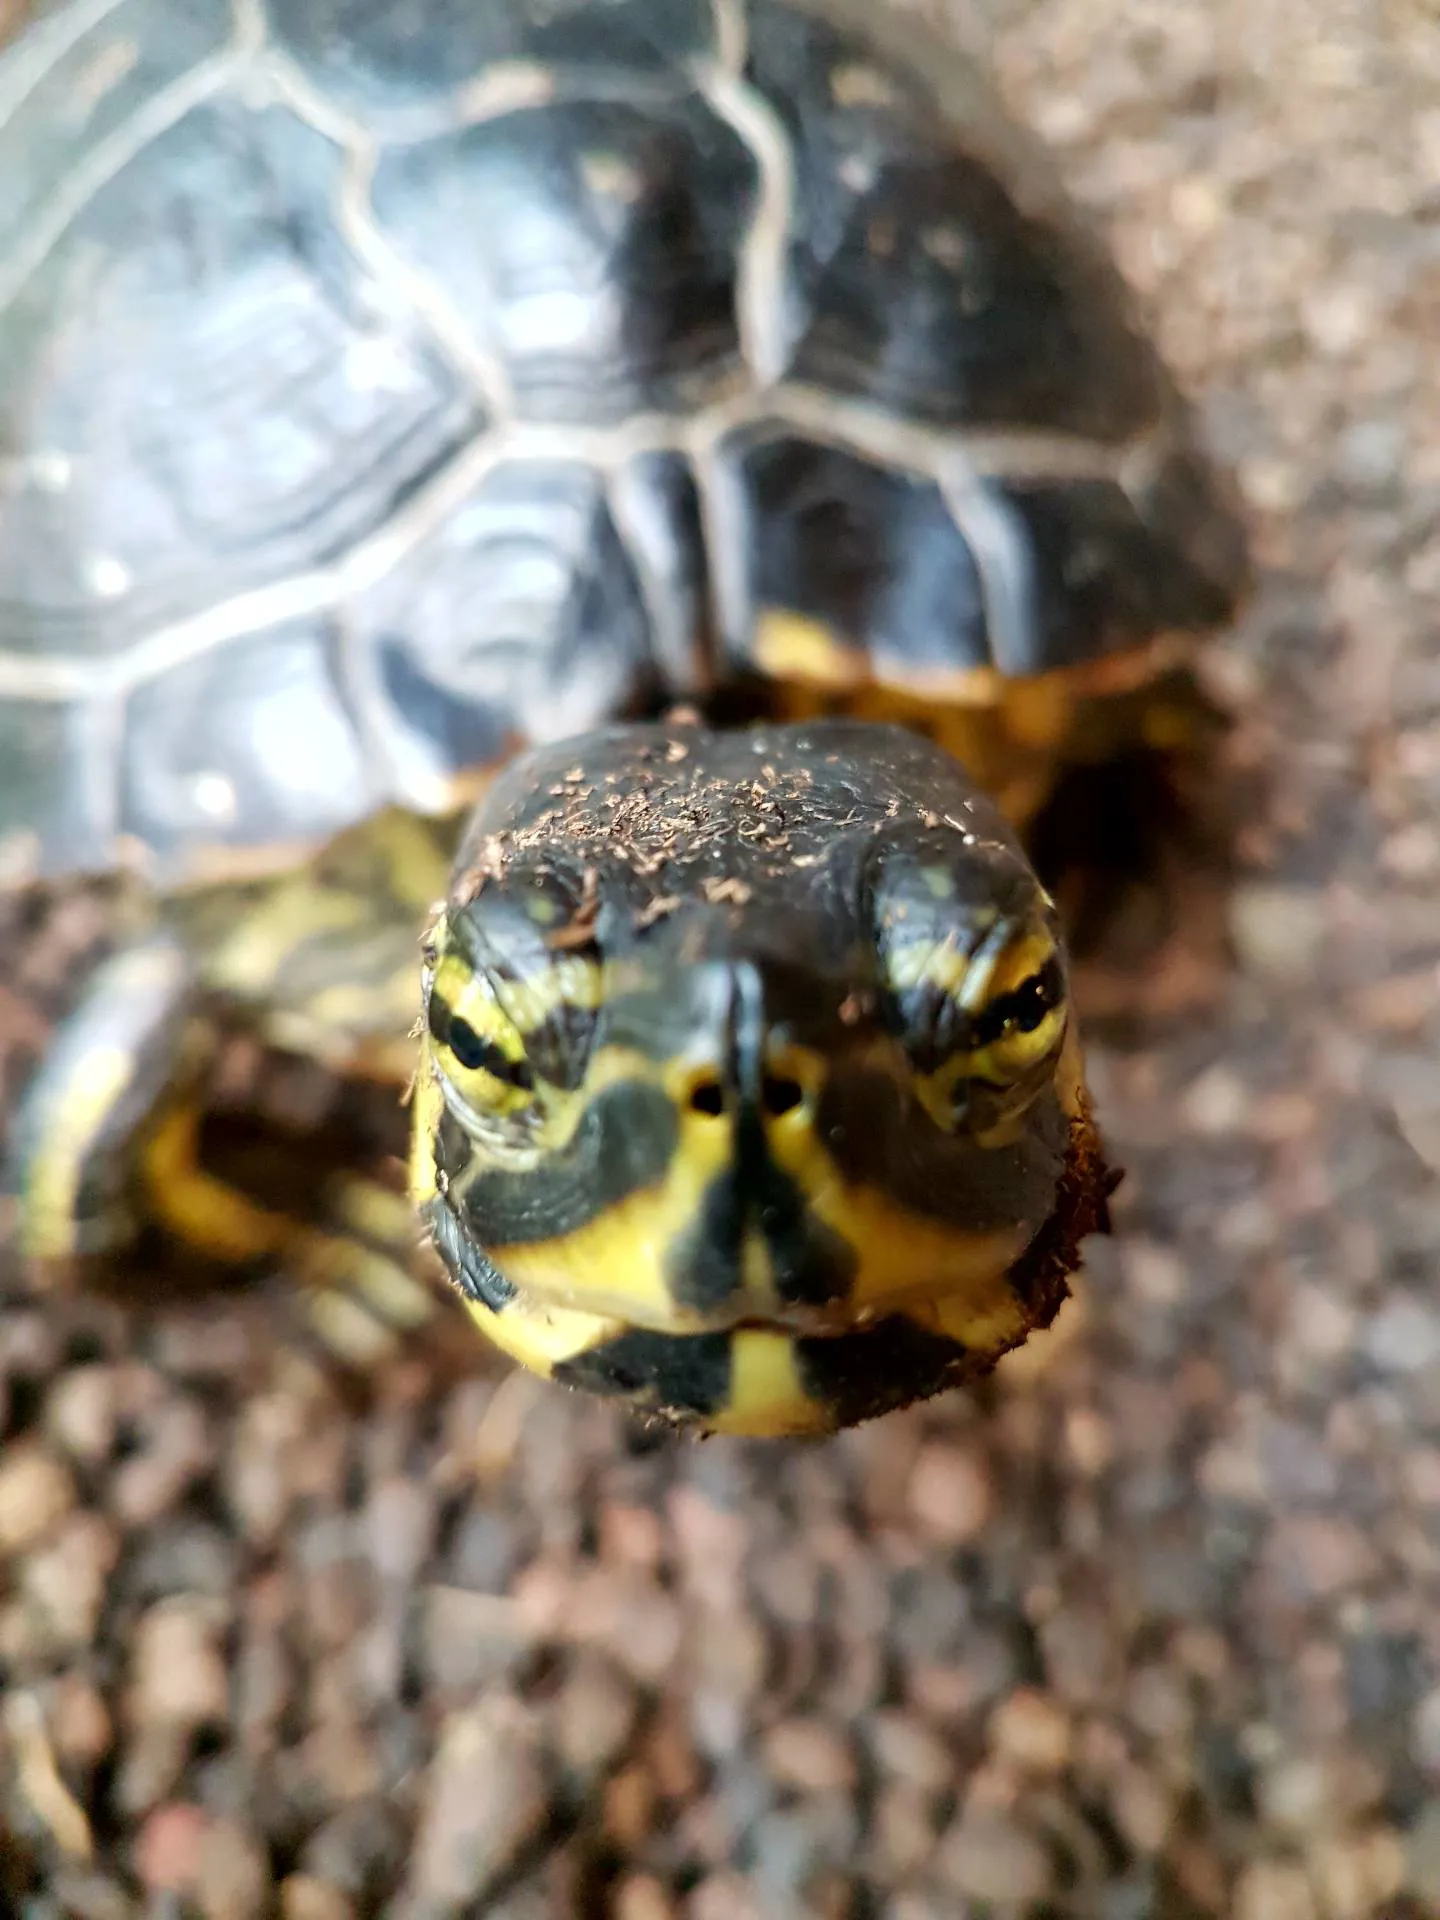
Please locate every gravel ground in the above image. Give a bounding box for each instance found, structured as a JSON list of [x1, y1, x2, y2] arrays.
[[3, 1, 1439, 1915]]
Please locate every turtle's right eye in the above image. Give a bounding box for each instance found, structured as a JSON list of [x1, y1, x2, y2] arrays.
[[425, 950, 537, 1121]]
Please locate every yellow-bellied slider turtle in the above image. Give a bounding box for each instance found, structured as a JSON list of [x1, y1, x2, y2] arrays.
[[1, 0, 1248, 1436]]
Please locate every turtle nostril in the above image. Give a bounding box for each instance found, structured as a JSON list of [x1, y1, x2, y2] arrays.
[[762, 1074, 804, 1117], [689, 1077, 726, 1117]]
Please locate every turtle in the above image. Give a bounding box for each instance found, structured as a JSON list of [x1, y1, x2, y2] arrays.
[[0, 0, 1249, 1437]]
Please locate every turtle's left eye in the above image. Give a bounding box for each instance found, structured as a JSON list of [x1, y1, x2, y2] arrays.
[[963, 952, 1067, 1057], [883, 927, 1070, 1133]]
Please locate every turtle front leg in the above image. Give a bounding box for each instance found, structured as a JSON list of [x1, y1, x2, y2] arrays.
[[12, 932, 211, 1264], [9, 929, 441, 1366]]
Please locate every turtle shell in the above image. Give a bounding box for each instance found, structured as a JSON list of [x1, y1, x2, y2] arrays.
[[0, 0, 1248, 887]]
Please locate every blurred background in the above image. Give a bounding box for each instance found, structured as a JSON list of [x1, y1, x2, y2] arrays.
[[1, 0, 1438, 1915]]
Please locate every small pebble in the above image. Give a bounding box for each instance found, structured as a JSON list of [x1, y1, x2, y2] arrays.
[[420, 1582, 534, 1693], [299, 1801, 409, 1901], [135, 1802, 209, 1895], [868, 1711, 955, 1793], [111, 1397, 213, 1527], [906, 1441, 994, 1545], [1413, 1688, 1440, 1773], [600, 1502, 666, 1572], [588, 1574, 684, 1683], [1232, 1859, 1319, 1920], [1257, 1757, 1335, 1836], [1110, 1764, 1175, 1854], [938, 1802, 1053, 1904], [195, 1816, 269, 1920], [687, 1873, 763, 1920], [551, 1653, 640, 1788], [42, 1869, 133, 1920], [988, 1688, 1072, 1774], [114, 1725, 190, 1817], [406, 1697, 548, 1906], [1229, 884, 1328, 984], [280, 1876, 357, 1920], [46, 1365, 119, 1465], [1309, 1825, 1406, 1920], [1180, 1065, 1248, 1135], [668, 1486, 750, 1609], [225, 1396, 301, 1547], [48, 1673, 113, 1773], [1403, 1800, 1440, 1905], [1262, 1517, 1379, 1603], [604, 1765, 657, 1852], [128, 1597, 231, 1731], [612, 1873, 677, 1920], [870, 1782, 940, 1877], [364, 1476, 436, 1586], [1361, 1296, 1440, 1374], [761, 1718, 858, 1795], [21, 1510, 120, 1649], [0, 1442, 76, 1555]]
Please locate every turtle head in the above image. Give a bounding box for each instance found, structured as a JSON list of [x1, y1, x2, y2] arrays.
[[411, 719, 1108, 1434]]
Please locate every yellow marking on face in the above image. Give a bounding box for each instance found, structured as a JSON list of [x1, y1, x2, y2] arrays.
[[914, 1029, 1065, 1133], [459, 1295, 830, 1439], [886, 924, 1053, 1007], [885, 919, 1067, 1129], [959, 926, 1057, 1010], [21, 1045, 137, 1261], [904, 1274, 1031, 1356], [710, 1331, 836, 1438], [451, 1051, 749, 1329], [459, 1283, 624, 1379], [442, 1019, 1051, 1335], [493, 953, 605, 1029], [760, 1082, 1037, 1324]]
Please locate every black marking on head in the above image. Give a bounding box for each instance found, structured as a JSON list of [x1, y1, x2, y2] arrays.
[[818, 1073, 1070, 1230], [665, 1099, 857, 1312], [520, 999, 600, 1094], [459, 1080, 678, 1246], [425, 1198, 518, 1313], [795, 1316, 975, 1429], [434, 1108, 476, 1184], [554, 1327, 733, 1419]]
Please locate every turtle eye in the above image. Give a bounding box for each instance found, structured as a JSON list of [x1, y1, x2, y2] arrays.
[[945, 948, 1068, 1082], [425, 952, 537, 1120], [863, 825, 1069, 1130], [882, 927, 1069, 1133]]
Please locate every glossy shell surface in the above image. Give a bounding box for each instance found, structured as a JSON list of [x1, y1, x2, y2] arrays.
[[0, 0, 1247, 885]]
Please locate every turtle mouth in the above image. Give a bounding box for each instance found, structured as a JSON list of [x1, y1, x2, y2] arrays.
[[425, 1095, 1114, 1437]]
